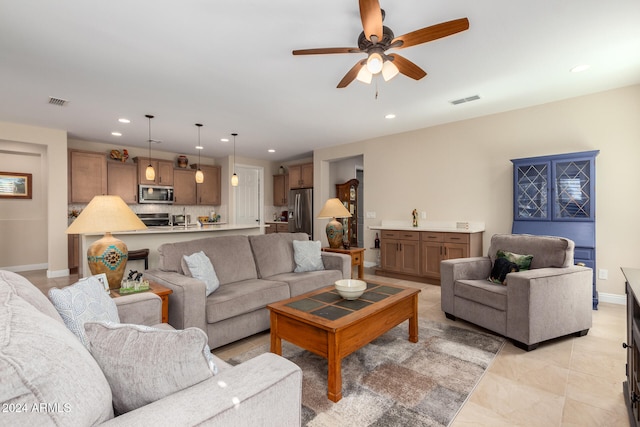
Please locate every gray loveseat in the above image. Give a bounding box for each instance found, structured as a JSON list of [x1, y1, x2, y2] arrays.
[[0, 270, 302, 426], [441, 234, 593, 351], [144, 232, 351, 349]]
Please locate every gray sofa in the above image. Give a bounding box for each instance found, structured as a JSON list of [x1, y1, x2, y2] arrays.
[[441, 234, 593, 351], [144, 232, 351, 349], [0, 270, 302, 426]]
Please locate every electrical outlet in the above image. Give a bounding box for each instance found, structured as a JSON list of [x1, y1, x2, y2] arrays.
[[421, 211, 427, 219], [366, 211, 376, 219], [598, 269, 608, 280]]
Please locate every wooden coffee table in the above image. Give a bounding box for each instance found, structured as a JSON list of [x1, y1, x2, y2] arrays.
[[267, 280, 420, 402]]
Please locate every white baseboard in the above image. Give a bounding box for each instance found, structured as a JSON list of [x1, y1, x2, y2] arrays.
[[2, 263, 48, 273], [598, 292, 626, 305], [48, 268, 70, 278]]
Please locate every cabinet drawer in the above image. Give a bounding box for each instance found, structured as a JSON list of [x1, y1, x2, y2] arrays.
[[444, 233, 470, 244], [421, 232, 444, 242], [398, 231, 419, 241], [381, 230, 399, 239]]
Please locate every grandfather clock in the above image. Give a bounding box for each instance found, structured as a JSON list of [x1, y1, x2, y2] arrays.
[[336, 179, 359, 247]]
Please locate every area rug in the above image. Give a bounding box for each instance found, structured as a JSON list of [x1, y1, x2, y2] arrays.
[[227, 318, 504, 427]]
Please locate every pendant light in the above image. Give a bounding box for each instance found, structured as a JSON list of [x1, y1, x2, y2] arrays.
[[145, 114, 155, 181], [195, 123, 204, 184], [231, 133, 239, 187]]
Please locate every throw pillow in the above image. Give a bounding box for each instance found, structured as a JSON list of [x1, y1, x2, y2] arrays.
[[182, 251, 220, 296], [48, 275, 120, 347], [497, 250, 533, 271], [293, 240, 325, 272], [489, 257, 519, 285], [84, 322, 217, 415]]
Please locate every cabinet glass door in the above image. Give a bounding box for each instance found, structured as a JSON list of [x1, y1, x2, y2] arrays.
[[515, 163, 548, 219], [554, 160, 592, 219]]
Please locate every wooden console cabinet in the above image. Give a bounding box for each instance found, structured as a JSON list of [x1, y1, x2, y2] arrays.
[[377, 229, 483, 284], [623, 267, 640, 427]]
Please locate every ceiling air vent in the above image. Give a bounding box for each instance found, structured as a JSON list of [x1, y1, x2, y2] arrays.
[[450, 95, 480, 105], [48, 96, 68, 106]]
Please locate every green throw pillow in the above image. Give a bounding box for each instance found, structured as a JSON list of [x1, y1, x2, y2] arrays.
[[496, 250, 533, 271]]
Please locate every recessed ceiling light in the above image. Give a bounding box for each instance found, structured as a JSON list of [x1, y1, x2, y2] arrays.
[[118, 118, 131, 123], [111, 131, 122, 136], [195, 145, 203, 150], [220, 138, 229, 142], [385, 114, 396, 119], [570, 64, 590, 73], [268, 149, 275, 153]]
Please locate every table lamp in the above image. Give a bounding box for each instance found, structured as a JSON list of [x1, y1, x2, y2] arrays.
[[317, 198, 352, 249], [66, 195, 147, 289]]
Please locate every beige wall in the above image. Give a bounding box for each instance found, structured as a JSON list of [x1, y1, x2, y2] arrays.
[[314, 84, 640, 297], [0, 122, 68, 276]]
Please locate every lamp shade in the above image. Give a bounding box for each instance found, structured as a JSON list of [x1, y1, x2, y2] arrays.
[[66, 195, 147, 289], [317, 198, 352, 219], [66, 195, 147, 234]]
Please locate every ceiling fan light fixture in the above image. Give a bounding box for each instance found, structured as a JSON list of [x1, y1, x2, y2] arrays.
[[382, 60, 399, 81], [356, 66, 373, 84], [366, 52, 383, 74]]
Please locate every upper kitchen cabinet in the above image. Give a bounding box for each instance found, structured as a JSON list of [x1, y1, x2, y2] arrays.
[[134, 157, 174, 186], [173, 169, 197, 205], [196, 165, 221, 205], [273, 174, 289, 206], [289, 163, 313, 189], [68, 149, 107, 203], [107, 161, 137, 204]]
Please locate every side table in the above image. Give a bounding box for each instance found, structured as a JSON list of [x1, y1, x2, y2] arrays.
[[110, 281, 172, 323], [321, 247, 365, 279]]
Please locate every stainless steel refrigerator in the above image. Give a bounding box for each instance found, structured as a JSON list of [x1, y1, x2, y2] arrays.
[[288, 188, 313, 238]]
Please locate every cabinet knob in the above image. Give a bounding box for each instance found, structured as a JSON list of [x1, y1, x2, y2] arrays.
[[623, 342, 633, 349]]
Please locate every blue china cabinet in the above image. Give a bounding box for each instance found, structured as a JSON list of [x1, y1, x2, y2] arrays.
[[511, 150, 599, 309]]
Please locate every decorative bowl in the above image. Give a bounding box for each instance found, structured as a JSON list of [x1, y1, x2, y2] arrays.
[[335, 279, 367, 300]]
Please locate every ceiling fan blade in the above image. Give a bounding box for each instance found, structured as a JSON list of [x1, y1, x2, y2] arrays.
[[392, 18, 469, 49], [337, 61, 366, 88], [292, 47, 359, 55], [359, 0, 383, 42], [388, 54, 427, 80]]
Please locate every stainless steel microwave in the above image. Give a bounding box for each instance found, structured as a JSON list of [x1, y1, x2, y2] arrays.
[[138, 185, 174, 204]]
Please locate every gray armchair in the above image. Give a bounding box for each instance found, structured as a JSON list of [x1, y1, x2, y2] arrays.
[[441, 234, 593, 351]]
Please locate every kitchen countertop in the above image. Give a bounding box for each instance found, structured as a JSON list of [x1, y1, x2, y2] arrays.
[[265, 220, 288, 224], [81, 223, 260, 236], [370, 220, 485, 234]]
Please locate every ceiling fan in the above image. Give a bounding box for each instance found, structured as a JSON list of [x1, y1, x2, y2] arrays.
[[292, 0, 469, 88]]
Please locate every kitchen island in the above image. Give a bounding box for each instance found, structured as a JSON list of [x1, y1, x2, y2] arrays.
[[76, 223, 263, 277]]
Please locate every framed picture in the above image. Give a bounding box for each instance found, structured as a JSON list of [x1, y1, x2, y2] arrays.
[[93, 273, 110, 292], [0, 171, 32, 199]]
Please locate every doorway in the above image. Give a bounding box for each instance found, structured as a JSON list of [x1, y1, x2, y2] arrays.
[[234, 165, 262, 225]]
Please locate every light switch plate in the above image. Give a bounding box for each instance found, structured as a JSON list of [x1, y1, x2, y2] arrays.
[[366, 211, 376, 219], [421, 211, 427, 219], [598, 269, 608, 280]]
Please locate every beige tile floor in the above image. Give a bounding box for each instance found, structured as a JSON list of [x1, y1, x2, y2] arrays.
[[23, 269, 630, 427]]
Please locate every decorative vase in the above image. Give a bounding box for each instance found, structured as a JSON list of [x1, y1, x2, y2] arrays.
[[177, 155, 188, 168]]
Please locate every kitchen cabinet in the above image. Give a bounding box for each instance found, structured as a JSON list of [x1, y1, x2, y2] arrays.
[[196, 165, 221, 205], [265, 222, 289, 234], [68, 149, 107, 203], [288, 163, 313, 188], [173, 169, 197, 205], [380, 230, 421, 276], [511, 150, 599, 308], [273, 174, 289, 206], [134, 157, 174, 186], [420, 232, 481, 280], [107, 161, 137, 204], [336, 179, 358, 248]]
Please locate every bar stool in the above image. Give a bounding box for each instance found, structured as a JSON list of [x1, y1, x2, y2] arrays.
[[128, 248, 149, 270]]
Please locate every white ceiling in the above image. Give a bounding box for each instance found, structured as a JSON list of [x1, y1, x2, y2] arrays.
[[1, 0, 639, 162]]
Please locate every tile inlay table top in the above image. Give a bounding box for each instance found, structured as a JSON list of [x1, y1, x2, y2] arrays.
[[267, 280, 420, 402]]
